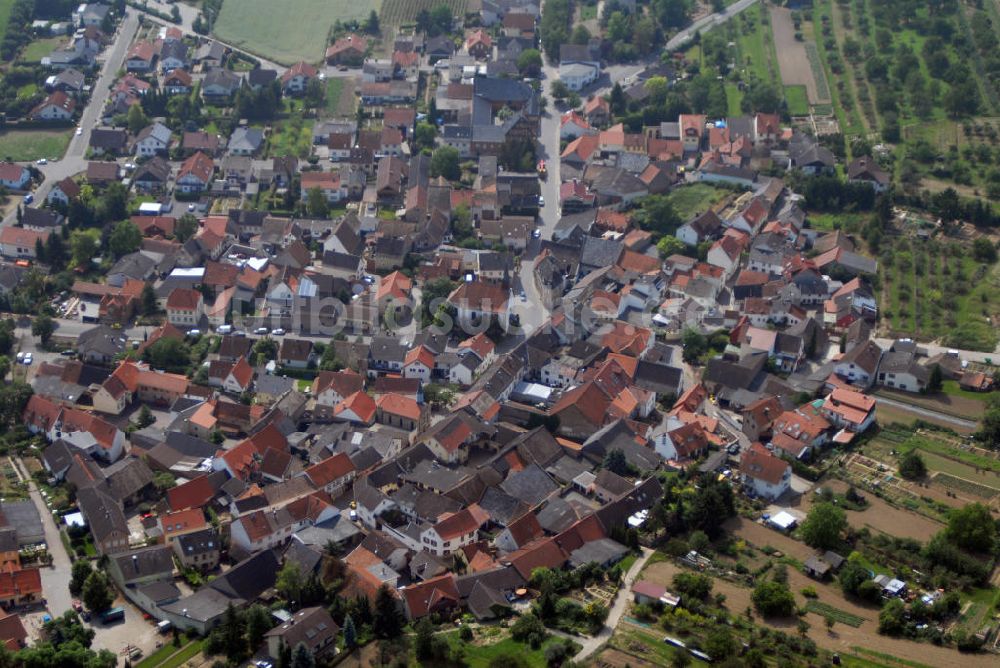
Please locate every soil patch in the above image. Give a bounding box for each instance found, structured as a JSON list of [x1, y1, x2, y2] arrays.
[[770, 6, 830, 103], [804, 479, 944, 542]]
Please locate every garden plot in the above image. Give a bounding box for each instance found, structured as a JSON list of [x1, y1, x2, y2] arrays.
[[770, 5, 831, 104]]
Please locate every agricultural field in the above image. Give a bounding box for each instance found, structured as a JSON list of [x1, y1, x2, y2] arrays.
[[879, 234, 1000, 351], [804, 600, 865, 627], [213, 0, 380, 65], [380, 0, 468, 28], [770, 5, 830, 105], [0, 129, 71, 162]]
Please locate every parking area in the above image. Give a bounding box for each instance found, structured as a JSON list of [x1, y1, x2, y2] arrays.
[[89, 597, 162, 664]]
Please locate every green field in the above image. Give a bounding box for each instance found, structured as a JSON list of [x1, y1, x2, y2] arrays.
[[135, 640, 204, 668], [20, 37, 62, 63], [785, 85, 810, 116], [214, 0, 380, 65], [0, 130, 72, 162]]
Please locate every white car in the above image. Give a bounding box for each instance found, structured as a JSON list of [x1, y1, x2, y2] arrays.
[[253, 661, 273, 668], [15, 352, 24, 363], [22, 353, 32, 365], [36, 158, 47, 165], [272, 328, 286, 336], [538, 195, 545, 207], [75, 128, 82, 136], [187, 329, 201, 338], [254, 327, 269, 335], [216, 325, 233, 334]]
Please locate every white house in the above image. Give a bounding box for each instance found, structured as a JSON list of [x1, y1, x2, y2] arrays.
[[402, 346, 434, 382], [134, 122, 171, 157], [0, 163, 30, 190], [418, 506, 488, 556], [740, 443, 791, 500], [30, 92, 75, 121]]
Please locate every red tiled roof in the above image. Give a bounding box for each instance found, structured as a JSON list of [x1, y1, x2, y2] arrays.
[[160, 508, 207, 537], [167, 475, 216, 511], [741, 443, 790, 485], [401, 573, 458, 619], [312, 369, 364, 398], [178, 151, 213, 183], [0, 569, 42, 600], [166, 287, 201, 311], [376, 393, 421, 422], [303, 453, 356, 487], [335, 391, 377, 424], [508, 537, 567, 579]]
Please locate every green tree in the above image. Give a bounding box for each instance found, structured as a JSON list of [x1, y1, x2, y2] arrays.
[[141, 283, 159, 316], [704, 628, 737, 660], [143, 338, 191, 372], [945, 502, 997, 553], [175, 213, 199, 242], [70, 229, 99, 267], [672, 572, 712, 600], [372, 584, 403, 639], [44, 611, 96, 648], [81, 571, 113, 613], [245, 604, 272, 650], [878, 598, 907, 635], [342, 614, 356, 649], [751, 580, 795, 617], [45, 233, 67, 269], [898, 450, 927, 480], [603, 448, 630, 476], [252, 337, 278, 366], [136, 405, 155, 429], [127, 105, 148, 135], [32, 314, 55, 346], [516, 48, 543, 77], [681, 327, 708, 363], [925, 364, 943, 393], [69, 560, 93, 597], [972, 237, 998, 263], [430, 146, 461, 181], [413, 617, 434, 660], [800, 502, 847, 550], [364, 8, 380, 34], [657, 235, 686, 258], [306, 187, 329, 218], [108, 220, 141, 259], [276, 561, 304, 604], [413, 122, 437, 151], [291, 642, 314, 668]]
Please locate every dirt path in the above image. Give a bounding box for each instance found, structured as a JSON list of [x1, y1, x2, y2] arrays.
[[640, 561, 997, 668], [770, 5, 830, 103]]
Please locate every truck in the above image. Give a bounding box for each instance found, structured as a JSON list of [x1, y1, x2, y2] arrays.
[[101, 606, 125, 623]]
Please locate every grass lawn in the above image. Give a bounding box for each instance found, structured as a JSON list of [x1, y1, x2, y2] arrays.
[[20, 37, 62, 63], [580, 3, 597, 20], [842, 647, 934, 668], [296, 379, 311, 392], [940, 380, 993, 402], [724, 82, 743, 116], [267, 118, 314, 159], [618, 553, 638, 574], [784, 84, 809, 116], [0, 130, 72, 162], [157, 640, 205, 668], [609, 624, 709, 666], [806, 211, 866, 232], [667, 183, 728, 222], [214, 0, 380, 65], [324, 78, 345, 117], [442, 631, 579, 668], [734, 3, 780, 86], [135, 641, 184, 668]]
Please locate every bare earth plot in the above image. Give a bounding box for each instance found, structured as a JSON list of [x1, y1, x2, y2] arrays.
[[770, 6, 830, 104], [800, 479, 944, 542], [214, 0, 381, 65]]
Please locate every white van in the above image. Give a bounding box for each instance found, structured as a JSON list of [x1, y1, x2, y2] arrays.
[[216, 325, 233, 334], [157, 620, 172, 634]]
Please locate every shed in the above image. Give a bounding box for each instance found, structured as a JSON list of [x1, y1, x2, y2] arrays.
[[803, 555, 831, 579], [767, 511, 798, 532]]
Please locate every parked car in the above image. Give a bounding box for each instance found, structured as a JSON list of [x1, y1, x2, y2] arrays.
[[272, 328, 286, 336], [254, 327, 269, 335]]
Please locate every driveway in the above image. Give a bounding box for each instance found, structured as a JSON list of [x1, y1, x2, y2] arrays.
[[15, 458, 74, 619]]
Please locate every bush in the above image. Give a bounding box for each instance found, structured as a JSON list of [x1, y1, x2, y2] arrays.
[[510, 613, 547, 649], [459, 625, 473, 641]]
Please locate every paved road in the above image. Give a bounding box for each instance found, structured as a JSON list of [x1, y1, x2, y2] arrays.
[[15, 458, 74, 618], [874, 394, 979, 431], [665, 0, 761, 51], [570, 547, 654, 663]]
